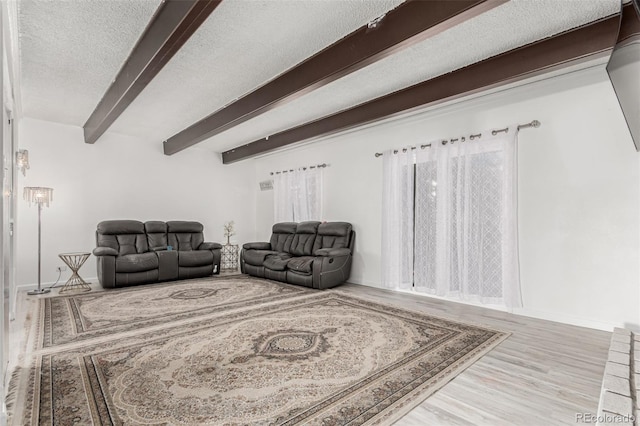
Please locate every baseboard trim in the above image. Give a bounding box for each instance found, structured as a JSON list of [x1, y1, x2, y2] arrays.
[[16, 276, 99, 293], [350, 281, 619, 332], [512, 307, 621, 332], [345, 277, 381, 288]]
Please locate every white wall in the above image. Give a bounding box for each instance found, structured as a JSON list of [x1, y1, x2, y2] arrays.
[[16, 65, 639, 331], [16, 118, 256, 287], [253, 65, 640, 331]]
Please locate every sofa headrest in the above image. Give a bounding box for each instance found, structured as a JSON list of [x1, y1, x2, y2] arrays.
[[296, 221, 321, 234], [167, 221, 204, 233], [97, 220, 145, 235], [318, 222, 352, 237], [272, 222, 297, 234], [144, 221, 167, 233]]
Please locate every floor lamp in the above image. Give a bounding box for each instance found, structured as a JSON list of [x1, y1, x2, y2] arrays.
[[24, 186, 53, 295]]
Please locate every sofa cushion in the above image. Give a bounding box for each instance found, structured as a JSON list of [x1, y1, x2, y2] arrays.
[[264, 269, 287, 282], [263, 254, 292, 271], [243, 263, 265, 278], [287, 256, 315, 274], [287, 270, 314, 287], [114, 234, 149, 255], [96, 220, 149, 255], [167, 221, 205, 251], [314, 248, 351, 257], [145, 221, 168, 250], [243, 249, 278, 266], [312, 222, 353, 252], [115, 253, 158, 273], [167, 221, 204, 233], [97, 220, 144, 235], [269, 222, 297, 253], [115, 270, 159, 286], [170, 233, 195, 251], [144, 221, 167, 233], [243, 242, 271, 250], [93, 247, 118, 256], [179, 265, 213, 279], [178, 250, 214, 267], [290, 221, 320, 256], [199, 242, 222, 250]]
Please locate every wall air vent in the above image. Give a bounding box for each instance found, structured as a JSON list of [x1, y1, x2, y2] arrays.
[[259, 180, 274, 191]]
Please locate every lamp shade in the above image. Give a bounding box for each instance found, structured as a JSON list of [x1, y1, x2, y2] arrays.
[[23, 186, 53, 207]]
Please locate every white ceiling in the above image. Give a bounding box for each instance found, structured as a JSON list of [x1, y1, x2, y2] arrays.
[[109, 0, 405, 142], [18, 0, 163, 126], [200, 0, 619, 152], [17, 0, 620, 155]]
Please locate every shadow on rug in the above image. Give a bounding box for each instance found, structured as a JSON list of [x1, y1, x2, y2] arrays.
[[11, 278, 509, 425]]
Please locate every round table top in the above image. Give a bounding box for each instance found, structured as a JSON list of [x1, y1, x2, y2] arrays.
[[58, 252, 91, 257]]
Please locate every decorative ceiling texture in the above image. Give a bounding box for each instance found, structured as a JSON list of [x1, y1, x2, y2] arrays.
[[18, 0, 163, 126], [200, 0, 619, 153], [18, 0, 619, 156]]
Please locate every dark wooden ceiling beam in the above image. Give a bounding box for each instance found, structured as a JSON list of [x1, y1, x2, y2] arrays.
[[163, 0, 507, 155], [222, 5, 639, 164], [83, 0, 222, 144]]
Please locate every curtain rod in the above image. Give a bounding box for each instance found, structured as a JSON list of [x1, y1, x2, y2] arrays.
[[374, 120, 541, 157], [270, 163, 327, 175]]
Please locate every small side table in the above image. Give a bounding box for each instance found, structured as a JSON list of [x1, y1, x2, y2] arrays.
[[221, 244, 239, 271], [58, 252, 92, 293]]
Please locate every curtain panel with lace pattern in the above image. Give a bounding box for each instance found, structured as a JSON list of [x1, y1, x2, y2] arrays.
[[382, 127, 521, 308], [273, 168, 323, 222]]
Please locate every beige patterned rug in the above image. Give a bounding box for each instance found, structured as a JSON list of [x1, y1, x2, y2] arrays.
[[39, 276, 312, 348], [10, 277, 508, 425]]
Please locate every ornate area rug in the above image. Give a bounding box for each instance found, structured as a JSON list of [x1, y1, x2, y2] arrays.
[[40, 276, 312, 347], [11, 279, 508, 425]]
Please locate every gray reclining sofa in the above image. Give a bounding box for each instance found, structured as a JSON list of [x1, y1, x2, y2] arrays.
[[93, 220, 221, 288], [241, 221, 354, 289]]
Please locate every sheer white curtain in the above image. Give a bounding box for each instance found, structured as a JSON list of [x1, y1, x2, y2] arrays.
[[273, 168, 323, 222], [381, 148, 414, 290], [273, 172, 293, 222], [381, 127, 521, 308], [413, 127, 521, 307]]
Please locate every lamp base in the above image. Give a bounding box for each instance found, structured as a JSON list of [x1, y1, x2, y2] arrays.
[[27, 288, 51, 295]]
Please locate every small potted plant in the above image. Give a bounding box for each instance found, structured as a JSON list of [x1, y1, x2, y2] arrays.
[[223, 221, 235, 245]]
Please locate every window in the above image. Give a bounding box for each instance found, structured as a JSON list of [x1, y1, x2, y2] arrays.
[[273, 168, 323, 222], [382, 128, 521, 308]]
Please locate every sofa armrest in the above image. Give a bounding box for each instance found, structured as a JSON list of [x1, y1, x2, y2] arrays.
[[199, 242, 222, 250], [243, 242, 271, 250], [93, 247, 118, 256], [311, 250, 353, 289], [314, 248, 351, 257], [150, 246, 167, 252]]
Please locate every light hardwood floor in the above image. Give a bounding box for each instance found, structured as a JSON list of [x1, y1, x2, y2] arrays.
[[9, 279, 611, 426], [338, 283, 611, 426]]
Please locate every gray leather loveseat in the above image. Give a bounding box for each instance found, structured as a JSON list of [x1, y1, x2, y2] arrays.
[[241, 221, 354, 289], [93, 220, 221, 288]]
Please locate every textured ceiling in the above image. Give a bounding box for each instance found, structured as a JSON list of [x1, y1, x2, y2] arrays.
[[200, 0, 619, 152], [17, 0, 620, 154], [18, 0, 162, 126], [108, 0, 404, 141]]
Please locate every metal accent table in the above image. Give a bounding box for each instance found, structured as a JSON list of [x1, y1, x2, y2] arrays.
[[58, 252, 92, 293], [221, 244, 239, 271]]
